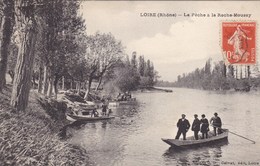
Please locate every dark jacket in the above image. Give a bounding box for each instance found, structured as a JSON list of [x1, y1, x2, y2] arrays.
[[177, 119, 190, 132], [200, 118, 209, 133], [210, 116, 222, 127], [102, 104, 107, 113], [192, 118, 201, 131]]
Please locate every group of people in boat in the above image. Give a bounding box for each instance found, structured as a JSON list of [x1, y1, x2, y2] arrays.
[[91, 102, 112, 117], [175, 112, 222, 140], [101, 103, 112, 116], [116, 91, 132, 101]]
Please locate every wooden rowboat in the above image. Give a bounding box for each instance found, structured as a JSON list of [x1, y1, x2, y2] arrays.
[[109, 98, 137, 107], [66, 113, 115, 122], [162, 129, 229, 148]]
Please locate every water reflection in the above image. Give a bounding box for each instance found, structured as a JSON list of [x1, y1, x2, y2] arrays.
[[163, 140, 228, 166], [101, 121, 108, 128]]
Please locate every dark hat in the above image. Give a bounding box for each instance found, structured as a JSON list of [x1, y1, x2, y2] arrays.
[[201, 114, 205, 117], [214, 112, 218, 116], [181, 114, 186, 116], [194, 114, 198, 117]]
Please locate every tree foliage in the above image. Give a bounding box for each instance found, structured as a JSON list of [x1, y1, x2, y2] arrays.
[[174, 58, 254, 91], [111, 52, 158, 92], [0, 0, 159, 111]]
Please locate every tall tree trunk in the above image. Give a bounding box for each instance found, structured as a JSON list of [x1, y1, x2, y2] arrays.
[[38, 66, 43, 93], [229, 65, 234, 78], [8, 70, 14, 83], [235, 66, 238, 79], [53, 82, 58, 99], [47, 76, 53, 97], [84, 77, 93, 100], [223, 63, 226, 78], [62, 76, 65, 90], [53, 75, 59, 99], [84, 81, 87, 90], [75, 81, 78, 92], [95, 76, 103, 91], [95, 68, 106, 91], [10, 17, 38, 111], [0, 0, 14, 92], [247, 66, 250, 78], [32, 70, 36, 89], [41, 64, 49, 95], [240, 66, 242, 79], [76, 81, 81, 95], [245, 65, 247, 78], [70, 79, 73, 90]]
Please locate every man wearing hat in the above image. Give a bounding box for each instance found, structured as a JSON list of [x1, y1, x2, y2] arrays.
[[210, 112, 222, 136], [191, 114, 201, 140], [200, 114, 209, 139], [175, 114, 190, 140]]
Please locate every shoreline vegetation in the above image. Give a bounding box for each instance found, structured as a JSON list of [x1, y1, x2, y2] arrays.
[[139, 86, 173, 93], [157, 59, 260, 92], [0, 1, 166, 165], [0, 85, 91, 165]]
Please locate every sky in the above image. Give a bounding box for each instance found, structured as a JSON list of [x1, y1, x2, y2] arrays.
[[79, 1, 260, 82]]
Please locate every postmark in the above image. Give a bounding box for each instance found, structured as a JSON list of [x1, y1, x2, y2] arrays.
[[222, 22, 256, 64]]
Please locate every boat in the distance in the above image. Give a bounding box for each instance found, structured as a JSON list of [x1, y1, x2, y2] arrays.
[[66, 105, 115, 122], [109, 98, 137, 107], [66, 113, 115, 122], [161, 129, 229, 148]]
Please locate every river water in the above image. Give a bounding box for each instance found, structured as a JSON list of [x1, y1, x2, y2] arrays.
[[68, 88, 260, 166]]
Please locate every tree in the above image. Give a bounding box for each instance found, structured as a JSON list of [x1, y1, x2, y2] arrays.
[[201, 59, 212, 90], [10, 0, 41, 111], [204, 58, 211, 76], [0, 0, 14, 92], [113, 65, 140, 92], [110, 54, 159, 91], [142, 59, 157, 87], [94, 33, 124, 91], [84, 32, 123, 99], [227, 65, 234, 78], [36, 0, 85, 98], [67, 54, 88, 94], [131, 51, 138, 70], [174, 59, 233, 90], [138, 55, 145, 77], [7, 42, 18, 84]]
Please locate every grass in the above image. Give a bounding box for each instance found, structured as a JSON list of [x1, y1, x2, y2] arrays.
[[0, 85, 92, 166]]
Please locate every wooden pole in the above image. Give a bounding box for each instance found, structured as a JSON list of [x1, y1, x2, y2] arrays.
[[211, 125, 256, 144], [228, 130, 256, 144]]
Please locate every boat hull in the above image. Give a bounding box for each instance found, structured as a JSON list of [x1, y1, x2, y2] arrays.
[[66, 113, 115, 122], [162, 129, 229, 148], [109, 99, 137, 107]]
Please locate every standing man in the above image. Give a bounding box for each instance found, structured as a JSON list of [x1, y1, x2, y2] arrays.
[[200, 114, 209, 139], [101, 103, 108, 116], [175, 114, 190, 140], [210, 112, 222, 136], [191, 114, 201, 140]]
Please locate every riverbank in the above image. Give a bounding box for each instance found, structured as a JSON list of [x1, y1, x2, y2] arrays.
[[138, 86, 173, 93], [0, 85, 92, 165]]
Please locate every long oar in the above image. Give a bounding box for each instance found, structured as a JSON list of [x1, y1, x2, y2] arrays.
[[211, 125, 256, 144]]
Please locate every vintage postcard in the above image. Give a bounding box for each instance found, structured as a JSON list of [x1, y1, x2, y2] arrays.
[[0, 0, 260, 166]]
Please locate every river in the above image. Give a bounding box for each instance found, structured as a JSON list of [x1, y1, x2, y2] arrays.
[[68, 88, 260, 166]]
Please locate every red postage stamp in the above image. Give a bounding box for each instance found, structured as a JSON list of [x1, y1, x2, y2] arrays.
[[222, 22, 256, 64]]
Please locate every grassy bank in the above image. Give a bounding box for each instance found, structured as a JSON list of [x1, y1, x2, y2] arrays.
[[0, 85, 92, 165]]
